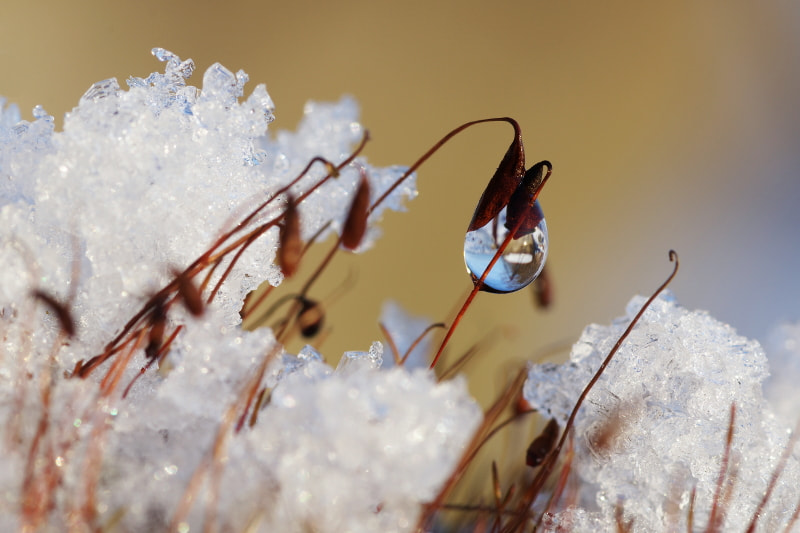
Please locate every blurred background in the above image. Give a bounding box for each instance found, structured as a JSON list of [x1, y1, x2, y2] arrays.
[[3, 1, 800, 408]]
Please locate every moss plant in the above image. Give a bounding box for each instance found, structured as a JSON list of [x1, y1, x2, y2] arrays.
[[1, 49, 799, 533]]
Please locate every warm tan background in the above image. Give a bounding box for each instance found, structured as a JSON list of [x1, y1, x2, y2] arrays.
[[3, 1, 800, 406]]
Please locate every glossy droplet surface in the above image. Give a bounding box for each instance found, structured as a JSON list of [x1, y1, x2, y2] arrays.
[[463, 200, 548, 293]]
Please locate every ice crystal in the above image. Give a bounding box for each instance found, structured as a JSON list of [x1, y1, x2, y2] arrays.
[[0, 49, 478, 532], [525, 291, 800, 531]]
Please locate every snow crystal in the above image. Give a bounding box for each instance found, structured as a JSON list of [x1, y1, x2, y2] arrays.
[[336, 340, 384, 375], [0, 48, 478, 532], [525, 291, 800, 531]]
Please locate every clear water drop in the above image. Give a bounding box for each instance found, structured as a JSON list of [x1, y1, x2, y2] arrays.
[[463, 200, 548, 293]]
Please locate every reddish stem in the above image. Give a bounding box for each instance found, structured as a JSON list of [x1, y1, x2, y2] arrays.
[[503, 250, 680, 531], [369, 118, 520, 215], [429, 164, 551, 371], [399, 322, 445, 366], [429, 203, 529, 370]]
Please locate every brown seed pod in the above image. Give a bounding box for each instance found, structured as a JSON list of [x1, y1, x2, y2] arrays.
[[145, 296, 168, 359], [341, 172, 371, 251], [505, 160, 551, 237], [278, 194, 302, 277], [526, 418, 560, 468], [467, 119, 525, 232], [31, 289, 75, 338], [172, 269, 204, 317], [70, 359, 84, 377], [297, 297, 324, 338], [531, 265, 553, 309], [513, 391, 536, 417]]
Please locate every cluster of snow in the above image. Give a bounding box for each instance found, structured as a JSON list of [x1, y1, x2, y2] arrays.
[[112, 341, 480, 532], [525, 291, 800, 532], [0, 49, 481, 532]]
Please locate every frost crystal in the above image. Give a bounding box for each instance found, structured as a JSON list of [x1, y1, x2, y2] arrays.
[[0, 49, 477, 532], [525, 291, 800, 532]]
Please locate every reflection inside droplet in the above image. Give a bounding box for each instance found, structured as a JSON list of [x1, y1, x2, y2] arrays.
[[463, 200, 548, 293]]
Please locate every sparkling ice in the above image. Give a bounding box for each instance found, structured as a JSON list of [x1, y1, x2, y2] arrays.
[[524, 291, 800, 532], [0, 49, 481, 532]]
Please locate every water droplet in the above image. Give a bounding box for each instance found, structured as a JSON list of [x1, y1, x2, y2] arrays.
[[463, 200, 548, 293]]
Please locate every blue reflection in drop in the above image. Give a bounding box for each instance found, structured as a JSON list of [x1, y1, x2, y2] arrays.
[[463, 200, 548, 293]]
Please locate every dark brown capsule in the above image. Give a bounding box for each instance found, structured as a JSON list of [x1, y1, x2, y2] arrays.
[[341, 172, 371, 251], [467, 119, 525, 232], [297, 297, 324, 338], [278, 194, 302, 277], [145, 296, 168, 359], [31, 289, 75, 338], [526, 418, 560, 468], [531, 264, 553, 309], [514, 392, 535, 417], [70, 359, 85, 377], [505, 160, 551, 237], [173, 269, 204, 317]]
